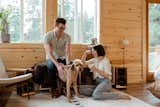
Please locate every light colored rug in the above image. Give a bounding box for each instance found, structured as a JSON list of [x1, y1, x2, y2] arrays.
[[6, 92, 155, 107]]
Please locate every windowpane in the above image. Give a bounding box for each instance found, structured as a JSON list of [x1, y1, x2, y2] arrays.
[[23, 0, 43, 42], [0, 0, 44, 42], [148, 3, 160, 72], [58, 0, 98, 43], [58, 0, 62, 17], [64, 0, 74, 43], [83, 0, 96, 43], [0, 0, 21, 41]]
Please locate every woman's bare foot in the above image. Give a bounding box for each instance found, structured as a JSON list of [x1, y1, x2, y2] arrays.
[[118, 94, 131, 100]]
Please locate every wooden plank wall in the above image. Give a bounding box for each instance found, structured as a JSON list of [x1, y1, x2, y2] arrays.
[[0, 44, 45, 68], [0, 44, 86, 68], [45, 0, 57, 32], [100, 0, 146, 83]]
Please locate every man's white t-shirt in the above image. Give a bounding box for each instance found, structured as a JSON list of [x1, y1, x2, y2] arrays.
[[86, 57, 112, 80], [44, 30, 71, 60]]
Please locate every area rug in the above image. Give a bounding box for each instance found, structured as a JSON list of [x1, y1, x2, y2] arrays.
[[6, 92, 155, 107]]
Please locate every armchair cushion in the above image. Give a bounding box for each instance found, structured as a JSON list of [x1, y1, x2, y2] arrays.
[[147, 80, 160, 98], [0, 57, 8, 78]]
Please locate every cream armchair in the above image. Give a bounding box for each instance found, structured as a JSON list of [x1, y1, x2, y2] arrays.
[[0, 56, 32, 107]]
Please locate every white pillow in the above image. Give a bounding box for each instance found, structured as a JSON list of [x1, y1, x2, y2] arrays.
[[147, 80, 160, 98], [154, 66, 160, 80], [0, 57, 8, 78]]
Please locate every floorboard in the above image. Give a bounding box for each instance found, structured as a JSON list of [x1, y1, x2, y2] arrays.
[[120, 83, 160, 107]]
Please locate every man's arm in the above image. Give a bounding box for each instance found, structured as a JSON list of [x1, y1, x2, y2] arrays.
[[44, 44, 66, 79], [66, 43, 71, 65], [44, 44, 59, 66]]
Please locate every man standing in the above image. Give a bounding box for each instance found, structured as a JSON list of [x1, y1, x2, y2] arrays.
[[44, 18, 71, 95]]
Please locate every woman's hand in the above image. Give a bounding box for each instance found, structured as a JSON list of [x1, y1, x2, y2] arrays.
[[84, 50, 92, 56], [81, 50, 92, 62]]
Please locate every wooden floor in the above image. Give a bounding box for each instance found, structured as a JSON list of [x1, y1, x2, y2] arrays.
[[120, 83, 160, 107], [1, 83, 160, 107]]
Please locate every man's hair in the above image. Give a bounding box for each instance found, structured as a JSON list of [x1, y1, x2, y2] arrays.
[[55, 18, 66, 26], [93, 44, 106, 57]]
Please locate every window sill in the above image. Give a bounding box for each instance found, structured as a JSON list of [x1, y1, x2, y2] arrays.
[[0, 42, 89, 49], [0, 42, 89, 45], [0, 42, 42, 45]]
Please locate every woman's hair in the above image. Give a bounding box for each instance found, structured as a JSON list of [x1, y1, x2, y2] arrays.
[[93, 44, 106, 57]]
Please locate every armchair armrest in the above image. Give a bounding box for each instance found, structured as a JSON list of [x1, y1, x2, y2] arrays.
[[0, 73, 32, 86], [6, 68, 28, 73], [6, 68, 33, 76]]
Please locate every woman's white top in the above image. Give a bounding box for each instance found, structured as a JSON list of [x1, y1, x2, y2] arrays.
[[85, 57, 112, 80]]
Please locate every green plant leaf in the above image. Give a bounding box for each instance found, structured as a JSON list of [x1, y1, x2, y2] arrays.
[[0, 5, 13, 32]]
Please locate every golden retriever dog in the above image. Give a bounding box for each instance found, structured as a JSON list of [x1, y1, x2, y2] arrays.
[[60, 59, 84, 102]]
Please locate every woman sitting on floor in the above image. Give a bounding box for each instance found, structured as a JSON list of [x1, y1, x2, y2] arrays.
[[79, 44, 131, 100]]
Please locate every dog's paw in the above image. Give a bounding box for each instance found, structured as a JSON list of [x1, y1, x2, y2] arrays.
[[68, 98, 72, 103], [67, 96, 72, 103], [77, 94, 85, 98]]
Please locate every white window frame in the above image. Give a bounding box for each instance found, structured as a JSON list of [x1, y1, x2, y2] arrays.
[[20, 0, 24, 41], [58, 0, 99, 44], [42, 0, 46, 39]]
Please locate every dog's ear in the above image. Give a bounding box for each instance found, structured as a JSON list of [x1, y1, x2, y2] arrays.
[[79, 62, 84, 66], [71, 64, 75, 71]]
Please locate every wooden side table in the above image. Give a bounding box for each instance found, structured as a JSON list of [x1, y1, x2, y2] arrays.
[[6, 67, 35, 97]]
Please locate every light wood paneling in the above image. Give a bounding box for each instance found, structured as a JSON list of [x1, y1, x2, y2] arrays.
[[0, 43, 87, 68], [0, 43, 45, 68], [46, 0, 57, 32], [100, 0, 146, 83]]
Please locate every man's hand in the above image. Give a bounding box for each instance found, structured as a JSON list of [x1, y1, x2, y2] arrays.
[[56, 63, 65, 79], [57, 63, 65, 73]]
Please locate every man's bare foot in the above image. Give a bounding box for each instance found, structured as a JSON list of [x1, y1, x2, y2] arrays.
[[118, 94, 131, 100]]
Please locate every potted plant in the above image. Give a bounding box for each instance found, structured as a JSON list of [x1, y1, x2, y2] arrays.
[[0, 6, 12, 43]]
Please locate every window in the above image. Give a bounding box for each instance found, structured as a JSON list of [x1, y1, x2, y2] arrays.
[[58, 0, 99, 43], [148, 3, 160, 72], [0, 0, 45, 42]]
